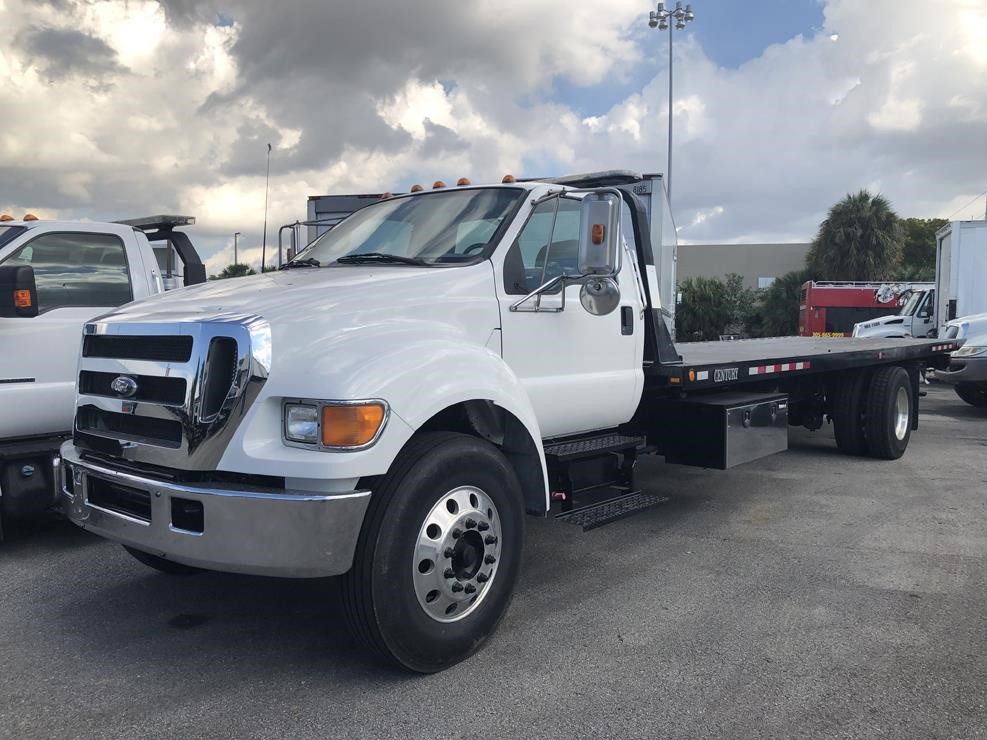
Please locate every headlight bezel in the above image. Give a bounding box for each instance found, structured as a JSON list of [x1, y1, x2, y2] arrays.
[[282, 398, 390, 451]]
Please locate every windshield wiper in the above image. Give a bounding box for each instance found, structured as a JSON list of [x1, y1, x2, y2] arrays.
[[280, 257, 321, 269], [335, 252, 427, 266]]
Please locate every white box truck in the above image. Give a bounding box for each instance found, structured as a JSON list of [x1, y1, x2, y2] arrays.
[[854, 219, 987, 338]]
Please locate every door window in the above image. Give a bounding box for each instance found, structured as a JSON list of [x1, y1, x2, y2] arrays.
[[503, 197, 582, 295], [3, 232, 133, 312]]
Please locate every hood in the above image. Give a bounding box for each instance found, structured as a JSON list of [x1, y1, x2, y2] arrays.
[[102, 264, 493, 326]]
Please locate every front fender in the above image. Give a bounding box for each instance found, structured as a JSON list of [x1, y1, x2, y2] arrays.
[[222, 336, 549, 510]]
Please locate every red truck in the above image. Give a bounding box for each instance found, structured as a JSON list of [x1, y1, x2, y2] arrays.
[[798, 281, 933, 338]]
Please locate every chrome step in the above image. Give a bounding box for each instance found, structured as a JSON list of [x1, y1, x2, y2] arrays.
[[555, 490, 667, 531], [543, 433, 646, 463]]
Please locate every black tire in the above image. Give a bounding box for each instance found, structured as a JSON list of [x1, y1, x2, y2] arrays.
[[123, 545, 203, 575], [831, 371, 869, 455], [954, 384, 987, 408], [864, 366, 913, 460], [342, 432, 524, 673]]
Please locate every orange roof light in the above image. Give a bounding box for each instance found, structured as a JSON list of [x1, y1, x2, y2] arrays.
[[502, 174, 516, 183], [0, 214, 13, 221], [456, 177, 471, 186], [410, 184, 424, 192], [380, 192, 393, 199], [432, 180, 446, 189], [23, 213, 38, 221]]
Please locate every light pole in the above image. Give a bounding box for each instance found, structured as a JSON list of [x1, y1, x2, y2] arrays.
[[261, 142, 272, 272], [233, 231, 240, 265], [648, 1, 694, 204]]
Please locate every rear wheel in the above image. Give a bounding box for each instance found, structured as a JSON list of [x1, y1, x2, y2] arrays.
[[342, 432, 524, 673], [864, 366, 913, 460], [123, 546, 203, 575], [831, 371, 869, 455], [954, 383, 987, 408]]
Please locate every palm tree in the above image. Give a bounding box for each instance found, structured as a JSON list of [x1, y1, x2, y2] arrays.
[[807, 190, 902, 281]]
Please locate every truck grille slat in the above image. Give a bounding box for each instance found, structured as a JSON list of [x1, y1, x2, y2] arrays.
[[83, 335, 193, 362], [77, 406, 183, 449], [79, 370, 187, 405]]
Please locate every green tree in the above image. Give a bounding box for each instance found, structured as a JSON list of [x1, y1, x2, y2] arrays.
[[899, 217, 947, 280], [675, 276, 731, 342], [807, 190, 902, 280], [758, 268, 812, 337], [209, 263, 256, 280], [723, 272, 760, 336]]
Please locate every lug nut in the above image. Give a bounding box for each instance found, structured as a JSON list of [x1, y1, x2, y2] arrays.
[[484, 554, 496, 564], [451, 582, 464, 593], [444, 568, 455, 578], [465, 518, 477, 529], [452, 528, 462, 539], [484, 535, 497, 545], [464, 583, 477, 594], [477, 521, 490, 531], [443, 547, 454, 558], [477, 572, 489, 583]]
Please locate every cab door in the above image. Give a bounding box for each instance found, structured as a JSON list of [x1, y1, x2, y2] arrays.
[[0, 229, 137, 437], [494, 195, 645, 438]]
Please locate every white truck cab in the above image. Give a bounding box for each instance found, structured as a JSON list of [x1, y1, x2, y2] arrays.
[[853, 286, 936, 338], [0, 215, 205, 532]]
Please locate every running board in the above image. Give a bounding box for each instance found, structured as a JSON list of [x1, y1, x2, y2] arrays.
[[543, 433, 646, 462], [555, 490, 667, 531]]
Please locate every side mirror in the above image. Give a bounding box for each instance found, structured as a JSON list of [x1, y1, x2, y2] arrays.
[[0, 265, 39, 318], [577, 192, 620, 276]]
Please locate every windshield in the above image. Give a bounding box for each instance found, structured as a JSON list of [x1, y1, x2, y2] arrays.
[[293, 188, 523, 267], [899, 290, 926, 316], [0, 225, 27, 252]]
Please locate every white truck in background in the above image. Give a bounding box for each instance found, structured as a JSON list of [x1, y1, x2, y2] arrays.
[[937, 312, 987, 407], [853, 220, 987, 339], [0, 215, 205, 536]]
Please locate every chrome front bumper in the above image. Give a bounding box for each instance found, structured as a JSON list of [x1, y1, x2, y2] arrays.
[[59, 443, 370, 578]]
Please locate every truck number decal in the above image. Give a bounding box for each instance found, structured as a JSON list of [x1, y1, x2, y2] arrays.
[[714, 367, 739, 382]]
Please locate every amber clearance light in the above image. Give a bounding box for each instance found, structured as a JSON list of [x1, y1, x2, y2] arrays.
[[321, 403, 386, 447]]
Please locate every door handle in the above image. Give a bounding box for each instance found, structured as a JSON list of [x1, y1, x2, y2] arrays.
[[621, 305, 633, 335]]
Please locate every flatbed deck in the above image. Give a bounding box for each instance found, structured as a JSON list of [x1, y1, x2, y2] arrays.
[[653, 336, 961, 390]]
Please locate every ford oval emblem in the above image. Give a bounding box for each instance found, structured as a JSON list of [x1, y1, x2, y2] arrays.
[[110, 375, 138, 397]]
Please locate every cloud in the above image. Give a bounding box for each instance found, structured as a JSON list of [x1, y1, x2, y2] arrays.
[[0, 0, 984, 273]]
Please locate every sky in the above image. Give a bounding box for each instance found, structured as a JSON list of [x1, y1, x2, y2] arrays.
[[1, 0, 985, 276]]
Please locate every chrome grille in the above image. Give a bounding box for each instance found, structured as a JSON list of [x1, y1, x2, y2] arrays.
[[73, 315, 270, 470]]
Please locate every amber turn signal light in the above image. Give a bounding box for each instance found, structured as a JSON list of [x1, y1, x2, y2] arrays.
[[591, 223, 605, 244], [13, 289, 32, 308], [320, 403, 386, 447]]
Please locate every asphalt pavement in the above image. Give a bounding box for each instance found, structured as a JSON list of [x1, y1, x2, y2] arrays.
[[1, 382, 985, 738]]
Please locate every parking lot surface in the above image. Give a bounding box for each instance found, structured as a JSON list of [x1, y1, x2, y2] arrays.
[[1, 382, 985, 738]]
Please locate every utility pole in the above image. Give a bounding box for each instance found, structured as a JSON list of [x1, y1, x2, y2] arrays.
[[233, 231, 240, 265], [647, 2, 695, 204]]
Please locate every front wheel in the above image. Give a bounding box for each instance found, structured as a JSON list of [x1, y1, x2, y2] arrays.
[[342, 432, 525, 673], [954, 384, 987, 408]]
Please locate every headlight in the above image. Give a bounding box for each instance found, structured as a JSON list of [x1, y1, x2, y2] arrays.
[[283, 400, 388, 449], [284, 404, 319, 443], [952, 345, 987, 358]]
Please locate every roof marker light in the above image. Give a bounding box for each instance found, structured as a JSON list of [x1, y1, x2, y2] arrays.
[[0, 214, 13, 221], [432, 180, 446, 189], [23, 213, 38, 221], [456, 177, 471, 186], [380, 192, 393, 199], [502, 174, 516, 183], [410, 184, 424, 192]]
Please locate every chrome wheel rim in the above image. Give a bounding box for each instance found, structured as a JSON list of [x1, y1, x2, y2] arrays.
[[413, 486, 502, 623], [894, 386, 910, 440]]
